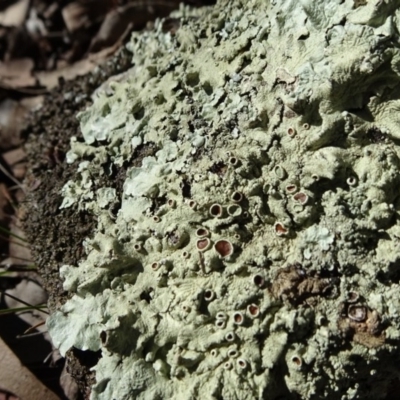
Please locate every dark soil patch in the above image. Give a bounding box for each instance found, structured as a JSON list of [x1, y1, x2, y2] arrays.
[[21, 48, 133, 399]]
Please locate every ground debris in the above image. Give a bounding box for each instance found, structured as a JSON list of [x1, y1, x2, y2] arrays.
[[338, 303, 385, 348], [271, 263, 337, 305]]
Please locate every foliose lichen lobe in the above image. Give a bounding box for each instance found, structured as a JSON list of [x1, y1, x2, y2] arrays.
[[47, 0, 400, 398]]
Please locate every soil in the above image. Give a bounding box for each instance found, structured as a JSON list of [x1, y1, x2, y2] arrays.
[[21, 47, 133, 399]]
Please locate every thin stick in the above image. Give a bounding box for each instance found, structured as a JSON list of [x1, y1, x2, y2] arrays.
[[24, 320, 46, 334], [43, 350, 55, 364], [17, 330, 48, 339]]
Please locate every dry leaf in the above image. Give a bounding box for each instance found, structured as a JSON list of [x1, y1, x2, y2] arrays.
[[0, 0, 29, 27], [8, 218, 31, 265], [62, 2, 92, 33], [36, 57, 102, 89], [59, 365, 79, 400], [0, 99, 30, 151], [0, 58, 35, 88], [2, 148, 26, 168], [89, 1, 178, 53], [0, 337, 59, 400], [62, 0, 113, 33]]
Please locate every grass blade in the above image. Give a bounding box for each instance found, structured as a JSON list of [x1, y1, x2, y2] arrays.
[[0, 305, 47, 316], [0, 225, 28, 243], [2, 292, 49, 315]]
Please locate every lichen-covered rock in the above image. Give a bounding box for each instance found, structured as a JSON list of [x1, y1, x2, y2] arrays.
[[47, 0, 400, 399]]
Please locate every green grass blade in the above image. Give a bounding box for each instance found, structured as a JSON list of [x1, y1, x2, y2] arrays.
[[0, 305, 47, 316], [2, 292, 49, 315], [0, 225, 28, 243]]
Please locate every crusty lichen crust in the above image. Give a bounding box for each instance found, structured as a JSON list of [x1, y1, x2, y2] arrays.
[[47, 0, 400, 399]]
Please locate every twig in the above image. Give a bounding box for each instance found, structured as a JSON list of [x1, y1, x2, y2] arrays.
[[23, 320, 45, 334], [17, 330, 48, 339]]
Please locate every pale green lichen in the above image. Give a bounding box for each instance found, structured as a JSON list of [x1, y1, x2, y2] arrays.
[[47, 0, 400, 399]]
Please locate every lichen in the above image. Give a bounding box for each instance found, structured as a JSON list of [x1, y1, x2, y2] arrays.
[[47, 0, 400, 399]]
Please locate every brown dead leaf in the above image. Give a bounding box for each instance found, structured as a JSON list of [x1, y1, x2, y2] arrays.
[[0, 0, 29, 27], [0, 337, 60, 400], [62, 0, 114, 33], [0, 58, 35, 88], [59, 365, 79, 400], [42, 2, 59, 20], [0, 99, 31, 151], [36, 57, 103, 89], [8, 217, 31, 265], [89, 1, 179, 53], [2, 148, 26, 168], [88, 7, 131, 53], [19, 94, 43, 111], [62, 2, 93, 33], [88, 21, 133, 61], [13, 188, 25, 204], [1, 148, 26, 180], [4, 279, 47, 311], [10, 162, 26, 180], [0, 389, 18, 400]]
